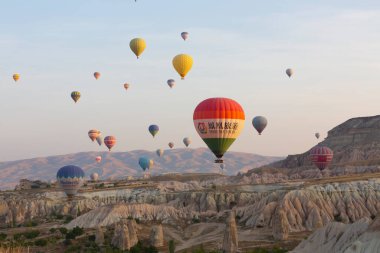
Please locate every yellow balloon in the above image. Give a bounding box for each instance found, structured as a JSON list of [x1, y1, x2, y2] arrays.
[[172, 54, 193, 79], [129, 38, 146, 59], [13, 73, 20, 82]]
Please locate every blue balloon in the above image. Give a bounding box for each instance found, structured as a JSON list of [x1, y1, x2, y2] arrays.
[[56, 165, 85, 197], [148, 125, 159, 137], [139, 157, 153, 171]]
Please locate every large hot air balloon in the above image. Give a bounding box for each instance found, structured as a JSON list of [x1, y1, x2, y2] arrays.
[[172, 54, 193, 80], [252, 116, 268, 135], [95, 156, 102, 163], [168, 142, 174, 149], [156, 149, 164, 157], [71, 91, 81, 103], [13, 73, 20, 82], [94, 72, 101, 80], [130, 38, 146, 59], [104, 136, 116, 151], [315, 133, 320, 139], [139, 157, 153, 171], [88, 129, 100, 142], [96, 136, 103, 146], [183, 137, 191, 147], [148, 125, 159, 137], [56, 165, 85, 197], [167, 79, 175, 89], [286, 68, 294, 78], [193, 98, 245, 163], [90, 172, 99, 181], [181, 32, 189, 41], [310, 146, 333, 170], [124, 83, 130, 90]]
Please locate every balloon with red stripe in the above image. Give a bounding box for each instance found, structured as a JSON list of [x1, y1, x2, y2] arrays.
[[310, 146, 333, 170], [193, 97, 245, 163], [104, 136, 116, 151]]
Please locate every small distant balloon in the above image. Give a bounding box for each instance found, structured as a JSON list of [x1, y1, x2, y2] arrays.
[[183, 137, 191, 147], [13, 74, 20, 82], [286, 68, 294, 78], [95, 156, 102, 163], [181, 32, 189, 41], [220, 163, 225, 170], [88, 129, 100, 142], [130, 38, 146, 59], [315, 133, 320, 139], [96, 136, 103, 146], [124, 83, 130, 90], [90, 172, 99, 181], [172, 54, 193, 80], [71, 91, 81, 103], [168, 142, 174, 149], [156, 149, 164, 157], [149, 125, 159, 137], [139, 157, 154, 171], [252, 116, 268, 135], [167, 79, 175, 89], [94, 72, 101, 80], [104, 136, 116, 151]]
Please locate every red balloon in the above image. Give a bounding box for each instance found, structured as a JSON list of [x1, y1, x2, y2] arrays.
[[104, 136, 116, 151], [310, 146, 333, 170]]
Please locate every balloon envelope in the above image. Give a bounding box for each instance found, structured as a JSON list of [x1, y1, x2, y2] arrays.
[[139, 157, 153, 171], [183, 137, 191, 147], [315, 133, 320, 139], [71, 91, 81, 103], [252, 116, 268, 135], [181, 32, 189, 41], [130, 38, 146, 59], [56, 165, 85, 197], [95, 156, 102, 163], [286, 68, 294, 78], [124, 83, 130, 90], [94, 72, 101, 80], [88, 129, 100, 142], [96, 136, 103, 146], [167, 79, 175, 88], [149, 125, 159, 137], [168, 142, 174, 149], [172, 54, 193, 79], [310, 146, 333, 170], [13, 74, 20, 82], [193, 97, 245, 163], [90, 172, 99, 181], [104, 136, 116, 151], [156, 149, 164, 157]]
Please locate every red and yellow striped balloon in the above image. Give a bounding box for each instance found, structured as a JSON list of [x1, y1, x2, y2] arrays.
[[193, 98, 245, 163]]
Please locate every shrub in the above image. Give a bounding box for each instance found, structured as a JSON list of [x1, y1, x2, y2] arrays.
[[88, 235, 96, 241], [34, 239, 47, 246], [334, 214, 343, 222], [56, 214, 64, 219], [24, 230, 40, 239], [49, 228, 57, 233], [59, 227, 68, 235], [64, 215, 74, 224], [0, 233, 7, 241]]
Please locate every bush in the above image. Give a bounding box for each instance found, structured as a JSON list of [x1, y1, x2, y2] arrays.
[[56, 214, 64, 219], [25, 220, 38, 227], [59, 227, 68, 235], [88, 235, 96, 241], [66, 226, 84, 240], [0, 233, 7, 241], [24, 230, 40, 239], [334, 214, 343, 222], [49, 228, 57, 233], [192, 216, 200, 224], [64, 215, 74, 224], [34, 239, 47, 246]]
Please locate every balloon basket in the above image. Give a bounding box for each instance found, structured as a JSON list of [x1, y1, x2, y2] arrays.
[[215, 159, 223, 164]]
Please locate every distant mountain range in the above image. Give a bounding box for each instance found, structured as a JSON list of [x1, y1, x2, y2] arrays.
[[0, 148, 282, 190]]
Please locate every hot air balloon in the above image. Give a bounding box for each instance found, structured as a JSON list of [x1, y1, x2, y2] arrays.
[[156, 149, 164, 157], [94, 72, 101, 80], [181, 32, 189, 41], [95, 156, 102, 163], [172, 54, 193, 80], [56, 165, 85, 197], [193, 98, 245, 163], [167, 79, 175, 89], [90, 172, 99, 181], [310, 146, 333, 170], [13, 74, 20, 82], [315, 133, 320, 139], [183, 137, 191, 147], [104, 136, 116, 151], [124, 83, 130, 90], [148, 125, 159, 137], [139, 157, 153, 171], [252, 116, 268, 135], [88, 129, 100, 142], [130, 38, 146, 59], [168, 142, 174, 149], [96, 136, 103, 146], [71, 91, 81, 103], [286, 68, 294, 78]]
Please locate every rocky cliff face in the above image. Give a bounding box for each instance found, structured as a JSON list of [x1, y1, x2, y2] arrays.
[[272, 115, 380, 170], [111, 219, 138, 250], [222, 212, 238, 253], [150, 224, 164, 247]]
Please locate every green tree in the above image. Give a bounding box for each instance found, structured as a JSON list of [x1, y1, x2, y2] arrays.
[[169, 240, 175, 253]]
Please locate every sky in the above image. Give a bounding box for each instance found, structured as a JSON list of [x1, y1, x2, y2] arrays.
[[1, 0, 380, 161]]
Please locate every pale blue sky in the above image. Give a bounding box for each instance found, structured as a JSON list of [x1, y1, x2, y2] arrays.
[[1, 1, 380, 161]]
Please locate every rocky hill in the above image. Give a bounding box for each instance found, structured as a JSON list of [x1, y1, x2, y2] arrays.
[[275, 115, 380, 169], [0, 148, 281, 190]]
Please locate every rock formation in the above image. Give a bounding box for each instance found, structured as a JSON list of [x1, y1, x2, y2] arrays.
[[95, 226, 104, 246], [150, 224, 164, 247], [111, 219, 138, 250], [222, 212, 238, 253]]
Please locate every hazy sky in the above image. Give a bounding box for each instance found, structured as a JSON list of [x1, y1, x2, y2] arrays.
[[1, 1, 380, 161]]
